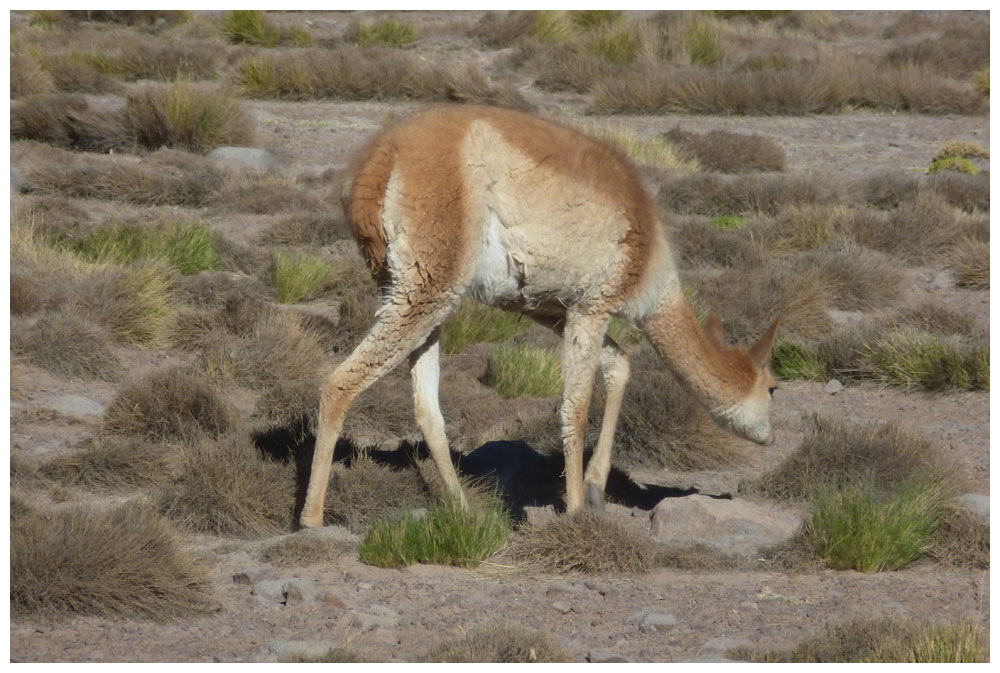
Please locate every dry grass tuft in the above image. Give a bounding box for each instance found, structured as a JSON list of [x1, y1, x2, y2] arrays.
[[11, 309, 122, 382], [512, 510, 660, 573], [664, 127, 786, 173], [792, 238, 904, 311], [103, 367, 232, 442], [11, 502, 214, 620], [423, 620, 571, 663], [126, 82, 255, 153], [947, 238, 989, 289], [11, 94, 131, 152], [838, 193, 961, 264], [76, 263, 174, 347], [895, 301, 975, 337], [41, 436, 180, 491], [859, 170, 919, 209], [672, 215, 769, 270], [746, 414, 948, 502], [660, 172, 840, 217], [925, 172, 990, 213], [324, 454, 431, 533], [159, 432, 296, 537], [10, 52, 55, 97], [927, 504, 989, 570]]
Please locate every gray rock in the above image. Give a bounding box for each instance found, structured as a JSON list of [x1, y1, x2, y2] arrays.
[[823, 379, 845, 395], [650, 495, 802, 557], [639, 612, 679, 633], [955, 493, 989, 523], [254, 640, 340, 663], [207, 146, 280, 172], [588, 650, 634, 663], [348, 605, 400, 631], [250, 578, 317, 605], [48, 394, 104, 417]]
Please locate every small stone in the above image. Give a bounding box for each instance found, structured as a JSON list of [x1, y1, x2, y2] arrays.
[[640, 612, 679, 633], [551, 601, 572, 614], [824, 379, 844, 395]]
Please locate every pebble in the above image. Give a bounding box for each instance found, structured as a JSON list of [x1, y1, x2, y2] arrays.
[[824, 379, 845, 395]]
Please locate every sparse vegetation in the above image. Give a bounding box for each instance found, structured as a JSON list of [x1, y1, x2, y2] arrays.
[[11, 309, 122, 381], [62, 221, 220, 275], [512, 511, 660, 573], [485, 344, 562, 398], [350, 19, 418, 47], [424, 621, 571, 662]]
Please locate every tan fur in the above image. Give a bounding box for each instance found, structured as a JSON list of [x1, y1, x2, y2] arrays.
[[301, 105, 779, 527]]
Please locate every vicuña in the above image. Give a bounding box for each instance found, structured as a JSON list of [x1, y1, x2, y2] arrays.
[[300, 105, 778, 528]]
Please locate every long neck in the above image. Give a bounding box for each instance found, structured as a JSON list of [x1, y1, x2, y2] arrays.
[[640, 291, 744, 413]]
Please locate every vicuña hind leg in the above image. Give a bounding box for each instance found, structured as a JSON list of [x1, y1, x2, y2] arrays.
[[410, 330, 466, 507], [299, 296, 455, 529], [583, 341, 630, 510]]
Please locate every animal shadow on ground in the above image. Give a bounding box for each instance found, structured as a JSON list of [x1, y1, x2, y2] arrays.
[[253, 418, 709, 526]]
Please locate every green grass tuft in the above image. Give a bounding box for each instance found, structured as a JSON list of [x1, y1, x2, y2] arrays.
[[272, 251, 334, 303], [63, 222, 219, 275], [360, 496, 511, 569], [485, 344, 562, 398], [440, 299, 529, 354], [531, 11, 574, 43], [220, 10, 279, 46], [928, 156, 978, 174], [352, 19, 418, 47], [585, 26, 639, 64], [709, 214, 747, 230], [687, 21, 724, 66], [864, 330, 988, 391], [806, 473, 949, 571], [770, 340, 825, 381]]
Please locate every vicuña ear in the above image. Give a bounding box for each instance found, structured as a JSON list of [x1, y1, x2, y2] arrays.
[[704, 312, 726, 352], [748, 319, 780, 370]]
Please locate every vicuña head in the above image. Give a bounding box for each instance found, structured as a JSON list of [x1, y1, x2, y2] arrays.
[[299, 104, 780, 527]]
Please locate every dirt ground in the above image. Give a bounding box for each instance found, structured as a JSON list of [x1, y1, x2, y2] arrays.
[[8, 10, 990, 663]]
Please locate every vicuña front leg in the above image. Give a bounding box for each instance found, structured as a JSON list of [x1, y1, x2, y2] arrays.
[[300, 296, 453, 529], [583, 340, 630, 511], [410, 331, 466, 507], [559, 310, 608, 514]]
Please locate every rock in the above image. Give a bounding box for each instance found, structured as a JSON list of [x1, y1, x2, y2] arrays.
[[550, 601, 572, 614], [207, 146, 280, 172], [955, 494, 989, 523], [250, 578, 317, 605], [348, 605, 400, 631], [546, 581, 584, 596], [254, 640, 340, 663], [823, 379, 844, 395], [48, 394, 104, 417], [588, 650, 634, 663], [650, 495, 802, 558], [639, 612, 678, 633]]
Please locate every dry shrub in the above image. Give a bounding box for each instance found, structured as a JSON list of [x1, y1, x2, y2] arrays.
[[323, 454, 431, 533], [672, 215, 769, 270], [470, 11, 536, 48], [259, 212, 352, 246], [660, 172, 840, 217], [260, 532, 355, 567], [424, 620, 571, 663], [746, 414, 946, 501], [40, 51, 121, 94], [10, 273, 46, 315], [512, 510, 659, 573], [159, 432, 296, 537], [11, 502, 214, 620], [103, 367, 232, 442], [76, 263, 174, 347], [11, 309, 122, 382], [528, 43, 616, 93], [691, 263, 831, 342], [41, 435, 180, 490], [924, 172, 990, 213], [62, 9, 189, 27], [10, 94, 131, 152], [928, 504, 989, 569], [220, 172, 320, 214], [664, 127, 786, 173], [126, 82, 255, 153], [857, 170, 919, 209], [947, 238, 989, 289], [840, 193, 961, 264], [445, 62, 533, 110], [792, 238, 904, 311], [895, 301, 975, 337], [599, 343, 745, 471], [757, 204, 837, 254], [885, 21, 990, 78], [10, 52, 54, 97], [105, 39, 221, 81], [21, 145, 224, 207]]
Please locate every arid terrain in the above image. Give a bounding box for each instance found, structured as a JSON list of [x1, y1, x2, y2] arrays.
[[9, 10, 989, 662]]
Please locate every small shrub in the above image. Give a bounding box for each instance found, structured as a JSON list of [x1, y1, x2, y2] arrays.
[[424, 621, 571, 663], [360, 495, 512, 569], [441, 299, 529, 355], [40, 51, 120, 94], [10, 52, 54, 97], [220, 10, 278, 46], [324, 455, 431, 533], [512, 510, 659, 573], [895, 301, 975, 337], [126, 82, 254, 153], [928, 156, 978, 175], [11, 93, 130, 152], [665, 127, 786, 173], [272, 250, 334, 303], [806, 474, 948, 571], [732, 617, 988, 663], [350, 19, 418, 47], [103, 367, 232, 442], [159, 433, 296, 537], [11, 310, 121, 382], [792, 238, 904, 311], [947, 237, 989, 289], [11, 502, 214, 620], [41, 436, 178, 490], [585, 26, 639, 64], [79, 263, 174, 347], [933, 140, 989, 163], [746, 414, 945, 502], [924, 172, 989, 213], [259, 532, 354, 567], [485, 345, 562, 398]]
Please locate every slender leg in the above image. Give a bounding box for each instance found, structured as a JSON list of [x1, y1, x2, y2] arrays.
[[583, 341, 630, 510], [409, 330, 466, 506], [300, 294, 454, 529], [559, 309, 609, 514]]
